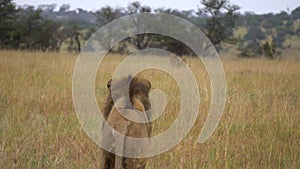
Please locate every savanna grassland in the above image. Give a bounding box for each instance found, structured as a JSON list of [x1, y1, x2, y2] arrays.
[[0, 50, 299, 168]]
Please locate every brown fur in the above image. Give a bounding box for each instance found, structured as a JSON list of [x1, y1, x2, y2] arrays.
[[100, 76, 152, 169], [103, 76, 151, 120]]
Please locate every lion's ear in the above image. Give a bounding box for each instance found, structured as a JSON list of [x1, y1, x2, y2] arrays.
[[127, 74, 132, 82], [107, 79, 112, 89], [144, 79, 151, 92]]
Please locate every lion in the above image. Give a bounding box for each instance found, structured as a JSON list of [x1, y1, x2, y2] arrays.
[[100, 76, 152, 169]]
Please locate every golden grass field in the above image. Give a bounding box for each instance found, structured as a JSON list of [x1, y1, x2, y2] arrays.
[[0, 50, 299, 168]]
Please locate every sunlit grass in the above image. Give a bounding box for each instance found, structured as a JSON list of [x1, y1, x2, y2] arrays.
[[0, 50, 299, 168]]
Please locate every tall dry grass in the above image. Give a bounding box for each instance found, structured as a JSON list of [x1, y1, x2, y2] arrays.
[[0, 50, 299, 168]]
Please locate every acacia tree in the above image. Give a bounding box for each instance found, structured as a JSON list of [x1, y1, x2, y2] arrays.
[[125, 1, 153, 50], [92, 6, 129, 53], [64, 21, 82, 52], [94, 6, 122, 27], [198, 0, 240, 51], [0, 0, 18, 49], [237, 26, 265, 58]]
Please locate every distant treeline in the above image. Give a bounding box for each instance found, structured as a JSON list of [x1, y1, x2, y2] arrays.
[[1, 0, 300, 58]]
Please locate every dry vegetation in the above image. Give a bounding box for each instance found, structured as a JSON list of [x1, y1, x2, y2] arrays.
[[0, 50, 299, 168]]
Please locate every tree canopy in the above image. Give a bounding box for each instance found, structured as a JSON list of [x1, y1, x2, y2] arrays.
[[1, 0, 300, 58]]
